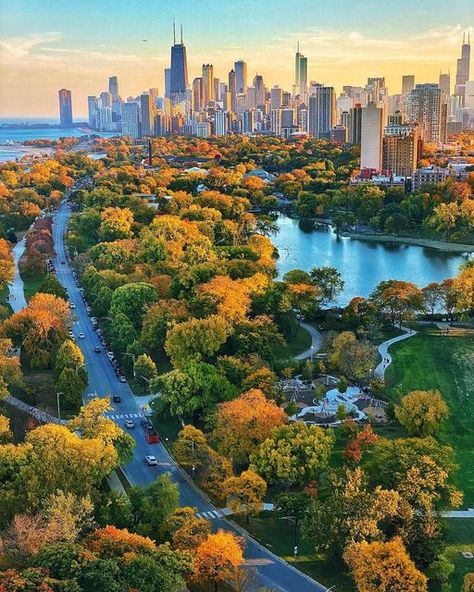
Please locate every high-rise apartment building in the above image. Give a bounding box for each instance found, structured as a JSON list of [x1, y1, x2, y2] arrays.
[[192, 78, 203, 112], [140, 93, 154, 137], [383, 123, 419, 176], [215, 110, 228, 135], [407, 83, 447, 145], [308, 85, 336, 139], [228, 69, 237, 112], [170, 23, 188, 102], [439, 73, 451, 96], [241, 110, 255, 134], [271, 86, 283, 110], [108, 76, 119, 101], [121, 102, 140, 138], [58, 89, 73, 127], [360, 102, 383, 171], [234, 60, 247, 94]]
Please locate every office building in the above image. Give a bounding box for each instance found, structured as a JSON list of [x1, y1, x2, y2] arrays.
[[455, 33, 471, 101], [402, 75, 415, 95], [253, 75, 265, 107], [295, 42, 308, 99], [121, 102, 140, 138], [108, 76, 119, 101], [192, 78, 203, 112], [241, 110, 255, 134], [383, 123, 419, 176], [407, 83, 447, 145], [308, 85, 336, 138], [164, 68, 171, 98], [140, 93, 154, 136], [330, 125, 348, 143], [100, 91, 112, 108], [228, 69, 237, 112], [465, 80, 474, 110], [196, 121, 211, 138], [234, 60, 247, 94], [58, 89, 73, 127], [87, 96, 98, 129], [360, 102, 383, 171], [170, 23, 188, 102]]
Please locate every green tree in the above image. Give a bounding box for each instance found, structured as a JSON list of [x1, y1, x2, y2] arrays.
[[129, 473, 179, 537], [310, 266, 344, 303], [134, 354, 158, 387], [56, 367, 86, 410], [110, 282, 158, 329], [39, 274, 68, 300], [223, 470, 267, 523]]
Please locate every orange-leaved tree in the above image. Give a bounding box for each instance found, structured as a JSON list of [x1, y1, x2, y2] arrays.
[[194, 529, 244, 592]]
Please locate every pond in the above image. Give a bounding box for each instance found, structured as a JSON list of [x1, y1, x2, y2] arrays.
[[273, 214, 470, 305]]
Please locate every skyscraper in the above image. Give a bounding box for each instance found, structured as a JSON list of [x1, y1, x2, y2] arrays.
[[455, 33, 471, 103], [349, 103, 363, 145], [87, 96, 98, 129], [439, 73, 451, 96], [228, 69, 237, 112], [202, 64, 214, 106], [271, 86, 283, 110], [360, 102, 383, 171], [58, 89, 73, 127], [253, 75, 265, 107], [108, 76, 119, 101], [170, 22, 188, 102], [121, 102, 140, 138], [192, 78, 203, 112], [140, 93, 154, 137], [295, 42, 308, 99], [308, 85, 336, 139], [402, 75, 415, 95], [215, 110, 228, 136], [383, 123, 419, 176], [234, 60, 247, 94], [407, 84, 447, 145], [164, 68, 171, 99]]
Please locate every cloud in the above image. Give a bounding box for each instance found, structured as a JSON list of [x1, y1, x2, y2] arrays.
[[41, 47, 141, 63], [0, 32, 62, 59]]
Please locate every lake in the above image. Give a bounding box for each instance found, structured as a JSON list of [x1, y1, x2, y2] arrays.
[[273, 214, 470, 305]]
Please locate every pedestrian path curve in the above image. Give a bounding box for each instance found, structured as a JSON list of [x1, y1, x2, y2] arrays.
[[374, 326, 416, 380]]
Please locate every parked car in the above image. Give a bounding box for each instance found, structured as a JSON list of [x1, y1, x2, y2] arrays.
[[145, 455, 158, 466], [78, 332, 85, 339], [94, 346, 101, 353], [69, 302, 76, 309], [112, 394, 121, 403], [118, 375, 126, 383]]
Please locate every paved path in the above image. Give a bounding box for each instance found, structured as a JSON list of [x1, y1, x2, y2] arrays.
[[374, 326, 416, 380], [8, 237, 27, 312], [295, 322, 322, 360], [5, 395, 66, 425]]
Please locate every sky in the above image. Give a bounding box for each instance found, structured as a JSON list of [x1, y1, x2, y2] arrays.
[[0, 0, 473, 119]]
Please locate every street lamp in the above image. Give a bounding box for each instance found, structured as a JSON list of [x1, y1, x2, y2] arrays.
[[56, 392, 64, 420]]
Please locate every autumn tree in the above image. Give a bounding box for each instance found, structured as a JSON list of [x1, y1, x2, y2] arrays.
[[395, 390, 449, 437], [370, 280, 423, 327], [0, 238, 14, 289], [0, 338, 23, 399], [453, 265, 474, 316], [213, 389, 286, 463], [1, 293, 70, 367], [344, 538, 427, 592], [250, 423, 334, 488], [223, 470, 267, 523], [310, 266, 344, 303], [421, 282, 442, 319], [134, 353, 158, 387], [194, 530, 244, 592], [303, 467, 400, 556], [163, 507, 211, 551], [338, 339, 376, 384], [98, 206, 134, 241]]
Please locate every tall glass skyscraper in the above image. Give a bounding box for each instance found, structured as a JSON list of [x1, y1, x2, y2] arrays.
[[58, 89, 73, 127], [234, 60, 247, 94], [170, 23, 188, 101]]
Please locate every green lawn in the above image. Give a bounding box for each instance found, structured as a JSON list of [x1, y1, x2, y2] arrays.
[[443, 518, 474, 591], [385, 332, 474, 506], [21, 270, 46, 301], [233, 512, 354, 592], [277, 325, 312, 359]]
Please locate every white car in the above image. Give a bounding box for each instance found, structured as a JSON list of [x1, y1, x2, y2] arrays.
[[78, 332, 85, 339], [145, 455, 158, 466], [69, 302, 76, 309]]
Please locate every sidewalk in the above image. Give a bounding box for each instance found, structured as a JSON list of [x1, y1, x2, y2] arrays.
[[374, 326, 416, 380]]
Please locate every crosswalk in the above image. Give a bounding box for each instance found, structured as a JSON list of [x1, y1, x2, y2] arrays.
[[196, 509, 227, 520], [106, 413, 142, 420]]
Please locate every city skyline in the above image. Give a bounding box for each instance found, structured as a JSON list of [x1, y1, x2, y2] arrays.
[[0, 0, 473, 117]]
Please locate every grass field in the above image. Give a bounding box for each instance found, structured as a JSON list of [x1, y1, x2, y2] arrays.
[[442, 518, 474, 591], [277, 325, 312, 359], [21, 270, 46, 301], [385, 330, 474, 506]]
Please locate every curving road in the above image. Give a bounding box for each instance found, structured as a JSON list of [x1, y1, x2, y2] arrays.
[[52, 196, 327, 592], [9, 237, 27, 312], [295, 322, 322, 361]]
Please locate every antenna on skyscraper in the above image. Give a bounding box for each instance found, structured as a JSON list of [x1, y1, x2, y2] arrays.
[[180, 24, 183, 44], [463, 31, 465, 45], [297, 40, 300, 54], [173, 19, 176, 44]]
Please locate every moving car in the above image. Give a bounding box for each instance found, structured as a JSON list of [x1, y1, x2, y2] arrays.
[[69, 302, 76, 309], [94, 346, 101, 353], [125, 420, 135, 429], [145, 455, 158, 466], [118, 375, 126, 383], [112, 394, 121, 403], [78, 332, 85, 339]]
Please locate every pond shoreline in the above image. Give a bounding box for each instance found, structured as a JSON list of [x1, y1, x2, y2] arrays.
[[345, 232, 474, 254]]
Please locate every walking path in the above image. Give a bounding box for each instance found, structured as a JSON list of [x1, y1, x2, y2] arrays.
[[5, 395, 66, 425], [295, 322, 322, 360], [374, 326, 416, 380], [8, 237, 27, 312]]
